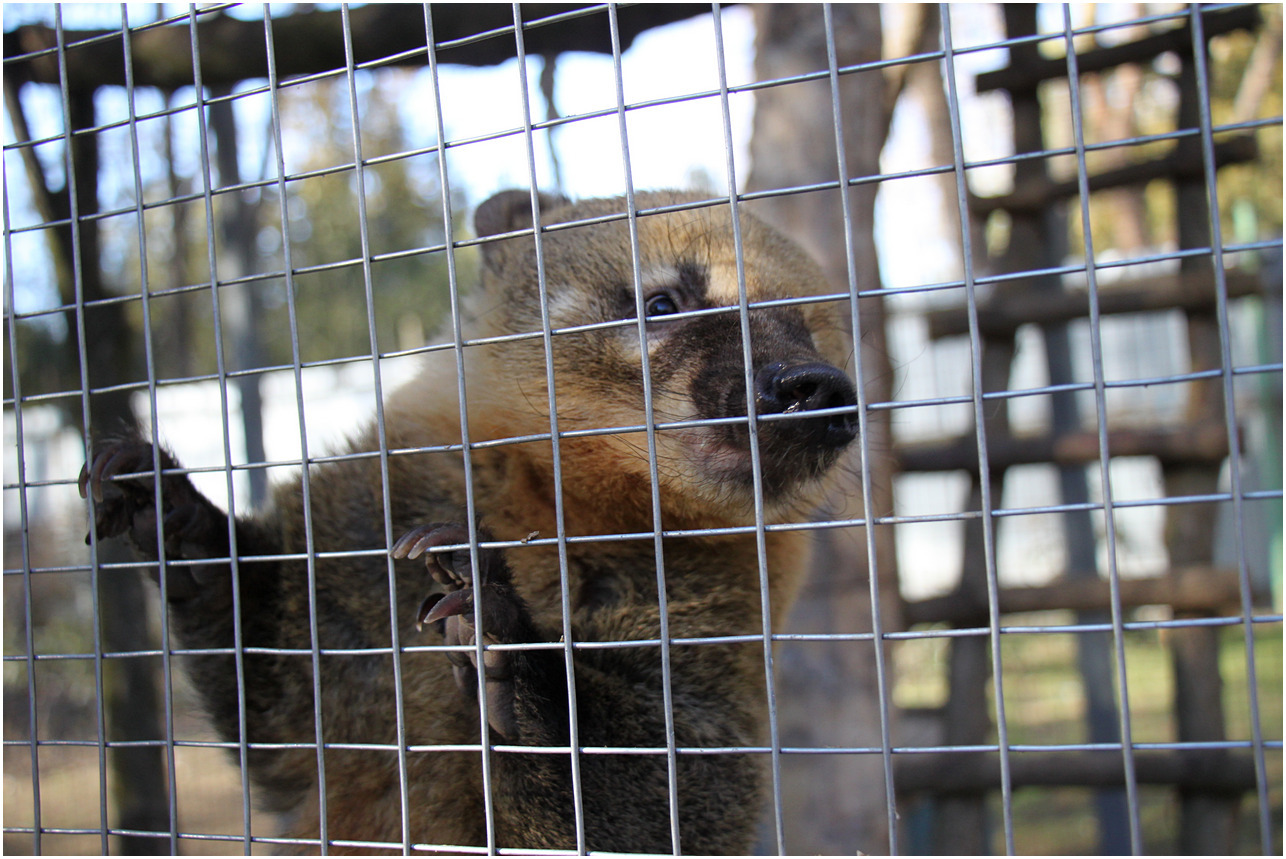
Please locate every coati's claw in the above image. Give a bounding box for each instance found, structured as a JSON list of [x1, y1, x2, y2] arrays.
[[391, 523, 485, 589], [394, 522, 534, 736], [77, 462, 92, 500], [82, 440, 166, 542], [391, 522, 470, 582], [414, 589, 476, 631], [415, 592, 445, 632], [421, 588, 472, 626]]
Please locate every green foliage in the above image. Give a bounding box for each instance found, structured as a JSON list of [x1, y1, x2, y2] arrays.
[[8, 67, 465, 400], [262, 71, 461, 365], [1046, 9, 1284, 260]]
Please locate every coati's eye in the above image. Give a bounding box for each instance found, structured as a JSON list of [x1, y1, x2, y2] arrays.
[[645, 292, 680, 318]]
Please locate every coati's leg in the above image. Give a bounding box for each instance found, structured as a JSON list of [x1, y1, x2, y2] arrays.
[[395, 523, 593, 848], [80, 437, 313, 804], [392, 524, 760, 854]]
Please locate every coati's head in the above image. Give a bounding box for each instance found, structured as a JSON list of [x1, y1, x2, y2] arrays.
[[461, 189, 857, 526]]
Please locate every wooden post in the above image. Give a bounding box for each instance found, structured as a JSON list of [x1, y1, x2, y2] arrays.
[[1165, 45, 1241, 856]]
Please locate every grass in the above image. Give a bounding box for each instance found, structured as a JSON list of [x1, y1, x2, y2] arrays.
[[894, 614, 1283, 854]]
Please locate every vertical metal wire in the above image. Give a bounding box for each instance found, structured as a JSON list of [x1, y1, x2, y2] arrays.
[[55, 4, 113, 850], [419, 7, 499, 852], [2, 111, 43, 859], [709, 4, 787, 852], [1059, 8, 1144, 852], [184, 4, 255, 851], [938, 6, 1016, 852], [605, 6, 681, 853], [1187, 7, 1273, 851], [119, 6, 182, 849], [261, 12, 330, 853], [508, 4, 590, 852], [337, 6, 414, 852], [820, 5, 901, 852]]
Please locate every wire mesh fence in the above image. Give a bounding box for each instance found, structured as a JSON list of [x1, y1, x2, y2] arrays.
[[3, 3, 1281, 855]]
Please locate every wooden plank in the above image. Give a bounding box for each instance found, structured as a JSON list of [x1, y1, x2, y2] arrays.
[[974, 5, 1259, 94], [968, 135, 1257, 217], [3, 5, 715, 89], [895, 748, 1258, 793], [894, 421, 1233, 474], [924, 269, 1267, 339], [902, 566, 1245, 626]]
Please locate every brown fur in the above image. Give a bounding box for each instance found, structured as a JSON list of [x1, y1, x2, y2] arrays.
[[81, 190, 857, 854]]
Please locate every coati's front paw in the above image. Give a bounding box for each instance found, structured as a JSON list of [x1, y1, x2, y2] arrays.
[[391, 523, 532, 738], [79, 438, 231, 600]]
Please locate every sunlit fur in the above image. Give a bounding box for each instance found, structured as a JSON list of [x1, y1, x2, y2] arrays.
[[386, 191, 852, 534]]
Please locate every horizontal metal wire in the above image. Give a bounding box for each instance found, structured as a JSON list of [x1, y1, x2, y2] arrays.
[[10, 233, 1281, 362], [0, 4, 234, 63], [6, 733, 1279, 757], [8, 611, 1281, 667]]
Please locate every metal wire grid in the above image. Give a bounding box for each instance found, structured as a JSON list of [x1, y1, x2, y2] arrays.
[[1, 2, 1281, 854]]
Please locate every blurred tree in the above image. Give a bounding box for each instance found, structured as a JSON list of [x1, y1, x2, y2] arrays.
[[259, 70, 457, 366], [744, 4, 897, 854], [1057, 5, 1283, 259]]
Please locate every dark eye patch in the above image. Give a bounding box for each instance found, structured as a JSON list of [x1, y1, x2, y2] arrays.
[[617, 259, 710, 322], [674, 260, 708, 293]]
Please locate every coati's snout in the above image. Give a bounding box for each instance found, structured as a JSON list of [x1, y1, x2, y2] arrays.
[[685, 320, 858, 502], [754, 360, 859, 449]]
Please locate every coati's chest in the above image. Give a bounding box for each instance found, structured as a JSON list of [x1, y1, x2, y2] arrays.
[[487, 532, 802, 641]]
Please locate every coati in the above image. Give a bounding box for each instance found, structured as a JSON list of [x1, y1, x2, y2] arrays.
[[80, 189, 859, 854]]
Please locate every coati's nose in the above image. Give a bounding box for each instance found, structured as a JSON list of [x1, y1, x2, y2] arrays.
[[754, 361, 859, 448]]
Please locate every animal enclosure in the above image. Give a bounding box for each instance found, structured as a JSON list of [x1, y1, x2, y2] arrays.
[[3, 3, 1281, 855]]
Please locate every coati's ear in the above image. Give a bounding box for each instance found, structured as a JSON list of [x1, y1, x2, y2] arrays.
[[474, 190, 571, 241]]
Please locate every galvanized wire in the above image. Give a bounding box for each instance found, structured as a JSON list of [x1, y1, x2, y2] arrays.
[[605, 3, 680, 852], [710, 4, 789, 852], [261, 12, 331, 853], [821, 4, 900, 851], [1188, 7, 1275, 851], [118, 2, 184, 848], [54, 5, 113, 852], [2, 80, 44, 859], [184, 2, 256, 850], [419, 6, 500, 855], [2, 3, 1281, 855], [505, 2, 588, 852], [337, 5, 414, 852], [1061, 7, 1145, 850], [940, 4, 1017, 852]]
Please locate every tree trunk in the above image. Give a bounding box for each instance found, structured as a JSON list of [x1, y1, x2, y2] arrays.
[[744, 5, 897, 853]]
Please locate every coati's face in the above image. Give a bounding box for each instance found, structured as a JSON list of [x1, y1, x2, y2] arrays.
[[466, 190, 857, 524]]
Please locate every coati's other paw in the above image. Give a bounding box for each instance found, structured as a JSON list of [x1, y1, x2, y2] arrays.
[[391, 523, 531, 738], [79, 438, 230, 599], [392, 523, 487, 626]]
